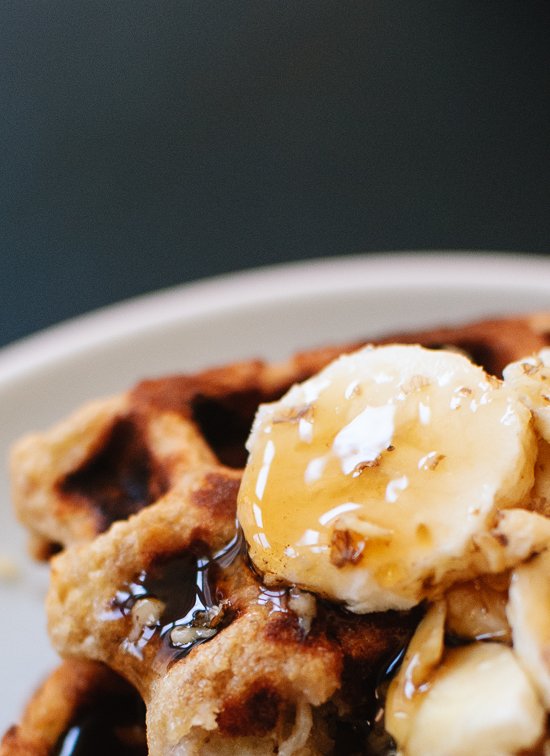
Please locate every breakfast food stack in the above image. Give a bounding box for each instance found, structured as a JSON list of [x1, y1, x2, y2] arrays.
[[3, 314, 550, 755]]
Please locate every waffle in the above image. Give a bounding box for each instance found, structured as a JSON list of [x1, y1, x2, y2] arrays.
[[0, 659, 146, 755], [7, 312, 550, 755], [12, 313, 550, 560]]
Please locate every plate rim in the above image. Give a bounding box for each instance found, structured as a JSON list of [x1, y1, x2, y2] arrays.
[[1, 251, 550, 385]]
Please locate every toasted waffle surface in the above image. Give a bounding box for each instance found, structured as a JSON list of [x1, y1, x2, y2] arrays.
[[8, 313, 550, 754], [0, 659, 146, 756], [11, 313, 550, 558], [46, 463, 416, 753]]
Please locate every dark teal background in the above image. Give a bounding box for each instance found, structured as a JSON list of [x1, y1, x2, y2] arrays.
[[2, 1, 549, 347]]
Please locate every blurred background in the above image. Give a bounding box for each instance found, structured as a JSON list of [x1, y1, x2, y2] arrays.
[[2, 1, 549, 348]]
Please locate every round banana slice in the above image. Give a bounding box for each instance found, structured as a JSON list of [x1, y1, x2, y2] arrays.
[[402, 643, 545, 756], [507, 548, 550, 708], [503, 348, 550, 442], [237, 345, 536, 612]]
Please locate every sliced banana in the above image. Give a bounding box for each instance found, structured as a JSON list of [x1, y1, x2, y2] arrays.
[[503, 349, 550, 442], [238, 345, 537, 611], [445, 574, 511, 643], [402, 643, 545, 756], [385, 602, 446, 748], [508, 548, 550, 708], [530, 438, 550, 517], [468, 508, 550, 576]]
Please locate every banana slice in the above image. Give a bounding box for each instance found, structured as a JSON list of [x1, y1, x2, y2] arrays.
[[401, 643, 545, 756], [237, 345, 536, 612], [445, 574, 511, 643], [385, 601, 446, 748], [478, 508, 550, 573], [503, 349, 550, 442], [530, 438, 550, 517], [508, 548, 550, 708]]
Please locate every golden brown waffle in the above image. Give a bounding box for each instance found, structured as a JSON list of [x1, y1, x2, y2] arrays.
[[11, 313, 550, 560], [8, 312, 550, 754], [46, 462, 418, 754], [11, 356, 359, 560], [0, 659, 146, 755]]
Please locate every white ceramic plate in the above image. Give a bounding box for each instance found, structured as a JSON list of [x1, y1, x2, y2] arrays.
[[1, 251, 550, 735]]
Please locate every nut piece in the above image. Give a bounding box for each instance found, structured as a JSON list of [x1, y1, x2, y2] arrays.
[[129, 597, 165, 641], [170, 625, 216, 647], [287, 588, 317, 635], [329, 528, 364, 568]]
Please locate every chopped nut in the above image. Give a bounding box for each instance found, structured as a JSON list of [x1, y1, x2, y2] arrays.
[[330, 528, 365, 568], [402, 375, 431, 394], [170, 626, 196, 646], [352, 443, 397, 477], [194, 602, 227, 628], [131, 597, 165, 628], [128, 597, 164, 641], [522, 360, 542, 376], [170, 625, 216, 647], [288, 588, 317, 634], [273, 404, 313, 424], [352, 457, 380, 476], [418, 452, 446, 471]]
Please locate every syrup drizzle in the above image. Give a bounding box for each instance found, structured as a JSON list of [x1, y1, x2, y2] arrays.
[[110, 529, 243, 663], [54, 687, 146, 756], [107, 528, 409, 753], [363, 647, 405, 755], [326, 644, 404, 755]]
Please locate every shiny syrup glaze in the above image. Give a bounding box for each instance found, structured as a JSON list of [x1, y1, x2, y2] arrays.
[[87, 627, 405, 756], [111, 529, 243, 664], [108, 529, 410, 754], [54, 688, 146, 756], [323, 641, 405, 756], [363, 648, 405, 755], [237, 345, 524, 615]]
